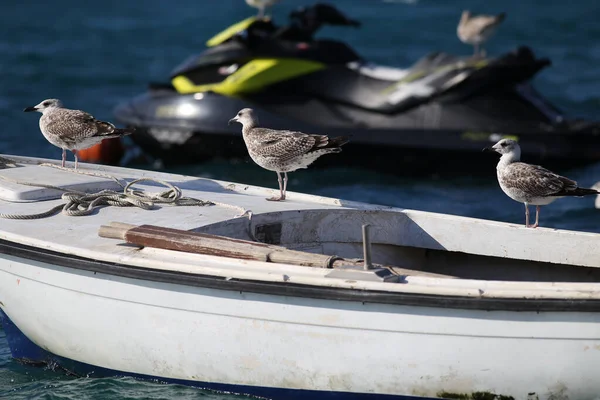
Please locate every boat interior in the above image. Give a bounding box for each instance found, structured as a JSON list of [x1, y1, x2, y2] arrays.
[[195, 208, 600, 283]]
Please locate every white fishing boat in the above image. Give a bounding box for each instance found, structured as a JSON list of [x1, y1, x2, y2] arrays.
[[1, 154, 599, 400]]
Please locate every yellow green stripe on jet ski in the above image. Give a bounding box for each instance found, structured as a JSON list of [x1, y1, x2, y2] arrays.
[[206, 16, 259, 47], [172, 58, 325, 95]]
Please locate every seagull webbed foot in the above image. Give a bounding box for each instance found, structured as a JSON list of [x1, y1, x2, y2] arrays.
[[266, 195, 285, 202]]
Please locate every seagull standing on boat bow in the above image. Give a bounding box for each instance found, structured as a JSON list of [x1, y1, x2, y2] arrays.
[[484, 139, 599, 228], [24, 98, 134, 170], [229, 108, 349, 201]]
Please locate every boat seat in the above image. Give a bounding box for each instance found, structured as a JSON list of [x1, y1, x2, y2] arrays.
[[0, 163, 122, 202]]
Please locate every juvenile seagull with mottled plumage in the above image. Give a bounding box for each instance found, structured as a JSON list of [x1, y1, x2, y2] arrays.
[[484, 139, 599, 228], [24, 98, 134, 169], [457, 10, 506, 57], [229, 108, 349, 201]]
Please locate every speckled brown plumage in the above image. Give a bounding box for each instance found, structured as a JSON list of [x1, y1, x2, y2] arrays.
[[485, 138, 598, 228], [242, 126, 348, 172], [229, 108, 348, 201], [40, 108, 128, 149], [24, 98, 133, 169], [499, 162, 579, 201]]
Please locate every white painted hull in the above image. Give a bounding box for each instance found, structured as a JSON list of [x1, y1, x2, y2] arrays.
[[1, 155, 600, 400], [2, 253, 599, 400]]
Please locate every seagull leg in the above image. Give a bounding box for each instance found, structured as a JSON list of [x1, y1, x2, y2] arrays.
[[267, 172, 284, 201], [61, 149, 66, 168], [525, 203, 539, 228], [282, 172, 288, 200], [72, 150, 78, 170], [532, 206, 540, 229]]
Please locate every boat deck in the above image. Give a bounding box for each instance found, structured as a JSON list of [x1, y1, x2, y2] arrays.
[[0, 155, 391, 287], [0, 155, 352, 248], [1, 154, 600, 302]]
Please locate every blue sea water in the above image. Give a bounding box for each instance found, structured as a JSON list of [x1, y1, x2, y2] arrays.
[[1, 0, 599, 398]]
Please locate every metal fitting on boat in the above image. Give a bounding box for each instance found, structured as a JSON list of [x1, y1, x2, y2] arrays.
[[362, 224, 373, 270]]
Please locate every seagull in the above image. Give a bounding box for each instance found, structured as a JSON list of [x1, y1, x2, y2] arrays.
[[457, 10, 506, 57], [484, 139, 599, 228], [228, 108, 349, 201], [24, 99, 134, 170], [245, 0, 280, 18]]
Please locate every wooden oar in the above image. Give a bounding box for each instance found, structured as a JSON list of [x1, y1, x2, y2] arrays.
[[98, 221, 454, 278]]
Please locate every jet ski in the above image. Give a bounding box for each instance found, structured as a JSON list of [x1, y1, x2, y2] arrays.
[[114, 3, 600, 176]]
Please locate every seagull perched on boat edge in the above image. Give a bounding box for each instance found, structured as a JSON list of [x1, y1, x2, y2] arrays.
[[24, 98, 134, 170], [457, 10, 506, 57], [483, 139, 599, 228], [228, 108, 349, 201]]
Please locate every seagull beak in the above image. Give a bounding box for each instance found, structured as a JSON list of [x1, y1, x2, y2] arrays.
[[23, 106, 37, 112], [482, 147, 495, 153], [228, 117, 238, 126]]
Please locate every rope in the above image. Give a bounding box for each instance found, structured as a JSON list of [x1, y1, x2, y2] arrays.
[[0, 164, 215, 220], [0, 156, 17, 169], [0, 204, 66, 220]]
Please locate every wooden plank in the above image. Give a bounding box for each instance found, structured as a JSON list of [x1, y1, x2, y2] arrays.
[[98, 222, 455, 278]]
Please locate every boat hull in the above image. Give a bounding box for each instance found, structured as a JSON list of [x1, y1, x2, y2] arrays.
[[0, 310, 408, 400], [1, 246, 600, 400]]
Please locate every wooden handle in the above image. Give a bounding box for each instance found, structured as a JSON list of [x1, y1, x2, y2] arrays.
[[98, 221, 456, 278], [98, 225, 128, 240]]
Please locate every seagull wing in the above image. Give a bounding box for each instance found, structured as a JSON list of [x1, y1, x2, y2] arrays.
[[469, 14, 505, 32], [66, 109, 117, 137], [503, 162, 577, 197], [45, 109, 116, 141], [253, 129, 320, 160]]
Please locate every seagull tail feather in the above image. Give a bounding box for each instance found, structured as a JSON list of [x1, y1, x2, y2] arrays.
[[112, 127, 136, 137], [557, 187, 600, 197], [96, 127, 136, 140], [328, 135, 350, 149]]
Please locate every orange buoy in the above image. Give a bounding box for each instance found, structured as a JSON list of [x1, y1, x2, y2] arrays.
[[77, 137, 125, 166]]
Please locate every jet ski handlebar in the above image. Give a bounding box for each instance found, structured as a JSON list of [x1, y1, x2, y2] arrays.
[[289, 3, 361, 29], [236, 3, 360, 45]]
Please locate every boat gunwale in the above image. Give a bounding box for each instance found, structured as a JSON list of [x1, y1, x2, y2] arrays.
[[3, 237, 600, 312]]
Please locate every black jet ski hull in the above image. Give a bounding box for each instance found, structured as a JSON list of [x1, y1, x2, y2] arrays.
[[124, 126, 600, 177], [114, 91, 600, 177]]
